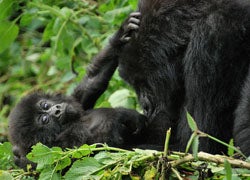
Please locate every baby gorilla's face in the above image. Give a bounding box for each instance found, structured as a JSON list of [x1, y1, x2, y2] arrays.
[[8, 92, 85, 169], [35, 99, 81, 127], [8, 92, 84, 151]]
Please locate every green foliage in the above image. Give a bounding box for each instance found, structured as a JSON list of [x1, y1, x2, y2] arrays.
[[185, 111, 199, 159], [0, 142, 15, 170], [1, 142, 250, 179]]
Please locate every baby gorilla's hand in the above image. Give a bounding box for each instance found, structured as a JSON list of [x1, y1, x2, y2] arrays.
[[12, 145, 36, 169], [110, 108, 148, 147], [110, 12, 141, 46], [120, 12, 141, 42]]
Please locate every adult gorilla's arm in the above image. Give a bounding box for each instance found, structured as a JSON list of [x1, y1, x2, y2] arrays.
[[73, 12, 140, 110]]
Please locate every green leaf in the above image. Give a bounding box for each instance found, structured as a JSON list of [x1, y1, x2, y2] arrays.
[[108, 89, 136, 108], [0, 0, 14, 20], [56, 157, 71, 171], [64, 158, 102, 180], [94, 151, 124, 165], [0, 20, 19, 53], [59, 7, 72, 19], [192, 136, 199, 160], [0, 170, 13, 180], [144, 166, 157, 179], [186, 111, 198, 131], [42, 20, 54, 42], [0, 142, 13, 158], [0, 142, 15, 169], [224, 160, 232, 180], [39, 166, 61, 180], [20, 13, 34, 27], [185, 132, 197, 153], [26, 143, 62, 170], [72, 144, 93, 158], [227, 139, 234, 157]]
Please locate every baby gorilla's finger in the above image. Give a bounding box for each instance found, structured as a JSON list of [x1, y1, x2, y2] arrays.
[[129, 12, 141, 18], [127, 23, 140, 31], [128, 17, 140, 25], [120, 35, 131, 42]]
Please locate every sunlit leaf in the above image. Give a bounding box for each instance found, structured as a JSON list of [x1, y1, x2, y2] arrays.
[[0, 170, 12, 180], [0, 0, 14, 20], [108, 88, 136, 108], [144, 166, 157, 179]]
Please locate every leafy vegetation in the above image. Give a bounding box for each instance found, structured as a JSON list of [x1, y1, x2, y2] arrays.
[[1, 129, 250, 179], [1, 0, 250, 179]]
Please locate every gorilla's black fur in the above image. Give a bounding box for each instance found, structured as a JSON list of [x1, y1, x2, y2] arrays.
[[117, 0, 250, 155], [9, 12, 147, 169], [234, 70, 250, 156]]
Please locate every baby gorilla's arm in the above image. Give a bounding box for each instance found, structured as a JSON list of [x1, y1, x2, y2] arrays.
[[73, 12, 141, 110], [57, 108, 147, 148]]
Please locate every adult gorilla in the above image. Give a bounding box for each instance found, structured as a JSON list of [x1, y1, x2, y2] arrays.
[[117, 0, 250, 155]]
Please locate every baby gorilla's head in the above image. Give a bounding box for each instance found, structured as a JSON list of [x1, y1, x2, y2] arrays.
[[8, 92, 83, 154]]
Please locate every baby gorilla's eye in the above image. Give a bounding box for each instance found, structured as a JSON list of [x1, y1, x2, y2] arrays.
[[40, 114, 49, 124], [40, 101, 50, 110]]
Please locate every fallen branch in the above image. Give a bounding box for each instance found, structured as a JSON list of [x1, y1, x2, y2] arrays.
[[171, 151, 250, 169]]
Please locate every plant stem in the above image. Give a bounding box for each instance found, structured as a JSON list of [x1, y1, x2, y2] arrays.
[[164, 129, 171, 157]]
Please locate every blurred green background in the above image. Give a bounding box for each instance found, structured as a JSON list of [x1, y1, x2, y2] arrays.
[[0, 0, 139, 143]]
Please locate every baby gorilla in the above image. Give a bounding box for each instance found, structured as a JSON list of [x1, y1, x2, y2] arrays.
[[9, 12, 146, 169], [9, 93, 146, 168]]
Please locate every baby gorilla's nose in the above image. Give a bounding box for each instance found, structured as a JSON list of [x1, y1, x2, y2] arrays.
[[50, 104, 64, 118]]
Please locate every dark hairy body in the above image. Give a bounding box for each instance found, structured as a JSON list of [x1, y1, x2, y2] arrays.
[[117, 0, 250, 155]]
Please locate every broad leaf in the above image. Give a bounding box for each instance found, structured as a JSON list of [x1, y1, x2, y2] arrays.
[[27, 143, 62, 170], [0, 0, 14, 20], [108, 89, 136, 108], [64, 158, 102, 180]]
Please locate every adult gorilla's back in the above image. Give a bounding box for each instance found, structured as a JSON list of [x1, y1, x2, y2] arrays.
[[118, 0, 250, 154]]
